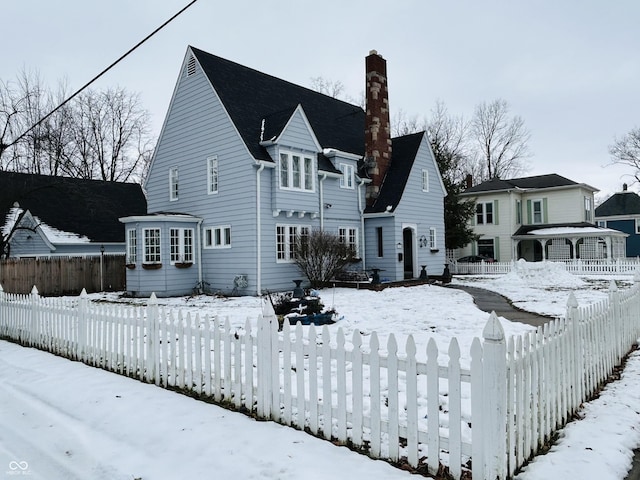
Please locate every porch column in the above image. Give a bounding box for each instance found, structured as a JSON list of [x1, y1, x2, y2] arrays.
[[537, 238, 547, 261], [570, 238, 579, 260]]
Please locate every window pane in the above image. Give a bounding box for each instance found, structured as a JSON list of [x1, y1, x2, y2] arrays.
[[304, 157, 313, 190], [224, 227, 231, 245], [208, 156, 218, 194], [170, 228, 180, 262], [277, 226, 286, 260], [280, 153, 289, 187], [476, 203, 484, 224], [184, 229, 193, 261], [292, 156, 301, 188]]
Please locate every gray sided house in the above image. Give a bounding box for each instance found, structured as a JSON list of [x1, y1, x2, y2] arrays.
[[121, 47, 446, 297], [1, 171, 146, 258], [595, 184, 640, 257]]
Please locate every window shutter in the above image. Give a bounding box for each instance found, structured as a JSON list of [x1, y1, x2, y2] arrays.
[[527, 200, 532, 224], [494, 237, 500, 260], [493, 200, 499, 225], [543, 198, 548, 223]]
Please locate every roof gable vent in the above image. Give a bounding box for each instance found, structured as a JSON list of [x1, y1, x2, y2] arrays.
[[186, 55, 197, 77]]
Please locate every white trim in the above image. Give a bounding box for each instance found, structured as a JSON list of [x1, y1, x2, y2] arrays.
[[278, 150, 316, 192], [207, 155, 219, 195], [169, 166, 179, 201], [120, 214, 201, 224], [322, 148, 362, 161], [203, 225, 231, 249], [339, 163, 355, 189]]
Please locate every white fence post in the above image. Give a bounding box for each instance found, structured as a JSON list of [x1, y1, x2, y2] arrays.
[[482, 312, 507, 479], [30, 285, 39, 346], [77, 288, 89, 362], [147, 293, 159, 385]]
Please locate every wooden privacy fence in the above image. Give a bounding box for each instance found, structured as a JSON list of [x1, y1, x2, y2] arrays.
[[1, 279, 640, 479], [0, 255, 125, 295]]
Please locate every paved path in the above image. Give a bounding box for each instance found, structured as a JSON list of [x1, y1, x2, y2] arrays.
[[447, 284, 553, 328]]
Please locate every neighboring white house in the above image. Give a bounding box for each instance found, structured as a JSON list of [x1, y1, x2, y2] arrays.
[[120, 48, 446, 297], [457, 174, 627, 262]]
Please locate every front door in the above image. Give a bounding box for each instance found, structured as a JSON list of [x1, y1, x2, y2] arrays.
[[403, 228, 414, 279]]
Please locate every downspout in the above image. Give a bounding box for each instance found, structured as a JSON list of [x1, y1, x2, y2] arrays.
[[256, 162, 265, 295], [358, 178, 366, 271], [319, 173, 327, 230], [196, 218, 203, 291]]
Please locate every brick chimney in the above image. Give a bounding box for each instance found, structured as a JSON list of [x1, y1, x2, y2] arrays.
[[365, 50, 392, 206]]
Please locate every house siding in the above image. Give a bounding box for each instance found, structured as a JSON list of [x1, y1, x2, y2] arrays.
[[393, 137, 446, 277], [601, 218, 640, 257]]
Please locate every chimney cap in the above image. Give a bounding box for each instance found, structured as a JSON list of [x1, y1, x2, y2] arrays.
[[369, 49, 380, 56]]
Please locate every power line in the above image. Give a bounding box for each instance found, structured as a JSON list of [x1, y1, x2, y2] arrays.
[[5, 0, 199, 150]]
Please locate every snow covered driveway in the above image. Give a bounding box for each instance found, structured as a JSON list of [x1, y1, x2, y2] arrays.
[[0, 341, 411, 480]]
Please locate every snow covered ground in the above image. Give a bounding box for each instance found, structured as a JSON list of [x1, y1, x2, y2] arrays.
[[2, 262, 640, 479]]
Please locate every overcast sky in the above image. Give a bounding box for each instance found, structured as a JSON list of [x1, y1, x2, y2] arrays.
[[4, 0, 639, 200]]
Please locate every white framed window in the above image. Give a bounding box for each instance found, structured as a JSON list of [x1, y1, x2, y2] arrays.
[[207, 155, 218, 194], [476, 202, 493, 225], [170, 228, 194, 264], [338, 226, 359, 256], [477, 238, 495, 259], [169, 167, 179, 201], [204, 226, 231, 249], [516, 200, 522, 225], [422, 169, 429, 192], [127, 229, 137, 264], [339, 163, 355, 189], [532, 199, 543, 224], [276, 224, 309, 262], [429, 227, 437, 249], [143, 228, 161, 264], [279, 151, 314, 191], [584, 196, 592, 222]]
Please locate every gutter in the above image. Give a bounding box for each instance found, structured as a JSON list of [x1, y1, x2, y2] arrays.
[[358, 178, 366, 271], [256, 162, 266, 295], [319, 173, 327, 230]]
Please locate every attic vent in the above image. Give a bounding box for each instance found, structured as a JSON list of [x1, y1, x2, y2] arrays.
[[186, 55, 197, 76]]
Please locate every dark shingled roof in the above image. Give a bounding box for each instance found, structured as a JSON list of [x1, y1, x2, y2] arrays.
[[595, 192, 640, 217], [0, 171, 147, 243], [365, 132, 425, 213], [463, 174, 579, 194], [191, 46, 364, 173]]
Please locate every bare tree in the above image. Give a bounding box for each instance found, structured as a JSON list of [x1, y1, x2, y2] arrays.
[[294, 229, 356, 288], [0, 79, 28, 169], [69, 87, 153, 182], [392, 108, 424, 137], [310, 76, 345, 99], [470, 99, 531, 181], [609, 127, 640, 184]]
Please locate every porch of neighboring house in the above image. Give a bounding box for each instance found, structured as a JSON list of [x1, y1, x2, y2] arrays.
[[513, 227, 628, 262]]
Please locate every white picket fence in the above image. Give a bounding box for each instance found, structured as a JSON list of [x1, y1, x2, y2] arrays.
[[452, 258, 640, 275], [1, 281, 640, 479]]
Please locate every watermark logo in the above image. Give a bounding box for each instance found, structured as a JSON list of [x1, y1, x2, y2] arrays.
[[6, 461, 30, 476]]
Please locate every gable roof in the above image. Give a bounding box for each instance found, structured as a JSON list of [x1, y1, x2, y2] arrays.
[[190, 47, 365, 166], [463, 173, 591, 194], [0, 171, 147, 243], [365, 132, 424, 213], [595, 191, 640, 217]]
